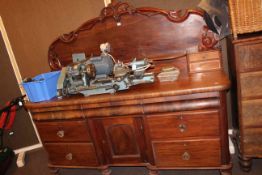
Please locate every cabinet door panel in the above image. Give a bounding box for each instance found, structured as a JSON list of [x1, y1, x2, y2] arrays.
[[107, 123, 139, 155], [96, 117, 146, 164]]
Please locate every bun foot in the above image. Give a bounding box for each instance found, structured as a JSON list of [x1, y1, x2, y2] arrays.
[[148, 169, 159, 175], [239, 155, 252, 172], [49, 168, 60, 175], [220, 169, 232, 175], [101, 167, 112, 175]]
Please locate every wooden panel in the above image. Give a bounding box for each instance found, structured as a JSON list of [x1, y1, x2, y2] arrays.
[[236, 41, 262, 72], [152, 139, 221, 167], [147, 110, 219, 139], [98, 117, 145, 164], [35, 120, 91, 142], [241, 99, 262, 128], [242, 128, 262, 157], [107, 124, 139, 155], [187, 50, 222, 73], [45, 143, 98, 166], [240, 71, 262, 98]]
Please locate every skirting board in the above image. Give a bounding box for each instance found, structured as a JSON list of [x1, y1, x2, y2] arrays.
[[14, 143, 42, 155]]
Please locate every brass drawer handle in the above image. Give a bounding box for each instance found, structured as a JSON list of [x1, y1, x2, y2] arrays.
[[57, 130, 65, 138], [178, 124, 187, 132], [182, 151, 190, 160], [65, 153, 73, 160]]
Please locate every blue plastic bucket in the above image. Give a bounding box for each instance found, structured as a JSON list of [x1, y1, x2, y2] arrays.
[[22, 71, 61, 102]]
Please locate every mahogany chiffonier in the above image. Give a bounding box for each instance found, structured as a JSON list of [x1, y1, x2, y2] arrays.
[[228, 34, 262, 171], [26, 2, 232, 175]]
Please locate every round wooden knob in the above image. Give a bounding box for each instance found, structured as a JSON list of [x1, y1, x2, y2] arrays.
[[65, 153, 73, 160], [182, 151, 190, 160], [178, 124, 187, 132], [57, 130, 65, 138]]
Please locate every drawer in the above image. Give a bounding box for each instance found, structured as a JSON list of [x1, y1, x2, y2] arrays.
[[187, 50, 222, 73], [152, 138, 221, 167], [241, 128, 262, 157], [240, 71, 262, 98], [45, 143, 99, 166], [241, 99, 262, 128], [236, 42, 262, 72], [35, 120, 91, 142], [147, 110, 219, 139]]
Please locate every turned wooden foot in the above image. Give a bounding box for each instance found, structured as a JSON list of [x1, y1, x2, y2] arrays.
[[148, 169, 159, 175], [220, 169, 232, 175], [49, 168, 60, 175], [101, 167, 112, 175], [239, 155, 252, 172]]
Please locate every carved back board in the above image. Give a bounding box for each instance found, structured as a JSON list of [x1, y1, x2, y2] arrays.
[[48, 2, 218, 71]]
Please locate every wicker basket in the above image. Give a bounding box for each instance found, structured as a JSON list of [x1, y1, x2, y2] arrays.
[[229, 0, 262, 38]]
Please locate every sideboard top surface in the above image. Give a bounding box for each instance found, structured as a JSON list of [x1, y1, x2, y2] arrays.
[[26, 70, 229, 109]]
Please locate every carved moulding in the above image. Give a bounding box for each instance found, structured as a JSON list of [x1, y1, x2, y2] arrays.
[[198, 26, 219, 51]]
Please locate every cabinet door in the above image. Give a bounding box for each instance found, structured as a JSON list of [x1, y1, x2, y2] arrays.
[[94, 117, 146, 164]]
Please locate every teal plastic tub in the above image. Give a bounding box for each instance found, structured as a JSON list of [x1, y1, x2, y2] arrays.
[[22, 71, 60, 102]]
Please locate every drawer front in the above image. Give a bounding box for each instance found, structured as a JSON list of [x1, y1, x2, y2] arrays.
[[36, 120, 91, 142], [236, 42, 262, 72], [241, 128, 262, 157], [240, 71, 262, 98], [147, 110, 219, 139], [152, 139, 221, 167], [187, 50, 222, 73], [241, 99, 262, 127], [45, 143, 98, 166]]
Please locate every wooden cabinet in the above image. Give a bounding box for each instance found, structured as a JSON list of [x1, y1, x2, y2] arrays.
[[27, 90, 231, 175], [228, 35, 262, 171], [26, 2, 232, 175]]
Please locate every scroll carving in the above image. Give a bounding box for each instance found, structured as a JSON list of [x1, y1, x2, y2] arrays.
[[59, 32, 78, 43], [167, 9, 202, 22], [48, 47, 62, 70], [100, 1, 135, 22], [198, 26, 219, 51]]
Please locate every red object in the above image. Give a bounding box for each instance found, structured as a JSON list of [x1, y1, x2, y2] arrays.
[[0, 102, 17, 130]]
